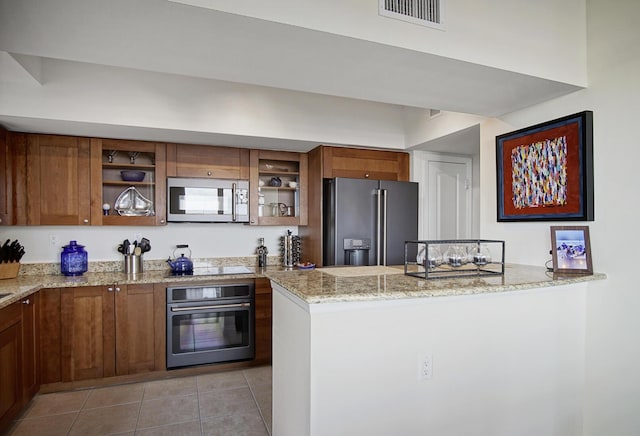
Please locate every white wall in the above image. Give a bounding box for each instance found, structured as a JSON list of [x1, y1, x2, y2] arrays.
[[274, 282, 587, 436], [0, 57, 409, 150], [478, 1, 640, 434], [8, 224, 293, 264], [173, 0, 587, 86]]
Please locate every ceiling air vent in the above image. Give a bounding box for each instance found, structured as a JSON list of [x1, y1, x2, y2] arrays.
[[379, 0, 444, 29]]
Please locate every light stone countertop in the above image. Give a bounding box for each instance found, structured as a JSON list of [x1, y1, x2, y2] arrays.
[[0, 262, 607, 309], [265, 264, 607, 304], [0, 266, 274, 310]]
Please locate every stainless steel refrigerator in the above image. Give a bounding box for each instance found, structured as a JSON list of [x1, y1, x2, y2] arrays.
[[323, 178, 418, 266]]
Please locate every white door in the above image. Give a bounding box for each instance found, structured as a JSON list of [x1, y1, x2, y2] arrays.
[[414, 152, 473, 240]]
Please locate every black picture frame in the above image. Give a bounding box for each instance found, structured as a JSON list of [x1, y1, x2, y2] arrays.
[[496, 111, 594, 222], [550, 225, 593, 274]]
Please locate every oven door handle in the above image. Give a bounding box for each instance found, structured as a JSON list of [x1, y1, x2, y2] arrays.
[[170, 302, 251, 312]]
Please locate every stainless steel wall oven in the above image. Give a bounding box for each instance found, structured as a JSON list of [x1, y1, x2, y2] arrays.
[[166, 282, 254, 368]]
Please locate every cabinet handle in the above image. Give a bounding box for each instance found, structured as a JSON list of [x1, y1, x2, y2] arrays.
[[160, 219, 166, 224], [0, 217, 3, 223], [207, 171, 212, 176], [22, 299, 30, 305], [364, 173, 370, 178], [83, 219, 89, 224], [115, 287, 121, 292], [108, 287, 114, 292]]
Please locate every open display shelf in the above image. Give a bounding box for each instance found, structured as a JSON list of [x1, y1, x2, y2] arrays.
[[92, 139, 166, 226], [250, 150, 307, 226]]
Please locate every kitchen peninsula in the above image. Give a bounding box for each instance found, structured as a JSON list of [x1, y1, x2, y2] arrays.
[[267, 265, 605, 436]]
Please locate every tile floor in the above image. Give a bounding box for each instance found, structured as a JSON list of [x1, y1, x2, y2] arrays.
[[7, 366, 272, 436]]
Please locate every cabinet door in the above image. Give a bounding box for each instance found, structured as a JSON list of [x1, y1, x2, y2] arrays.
[[167, 143, 249, 179], [321, 146, 410, 181], [39, 289, 62, 384], [90, 139, 167, 226], [21, 294, 40, 403], [0, 302, 22, 431], [26, 134, 91, 225], [61, 286, 116, 381], [0, 126, 8, 225], [253, 278, 272, 364], [6, 132, 28, 226], [115, 284, 165, 374]]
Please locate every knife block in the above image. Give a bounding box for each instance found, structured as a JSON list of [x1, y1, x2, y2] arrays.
[[0, 262, 20, 279]]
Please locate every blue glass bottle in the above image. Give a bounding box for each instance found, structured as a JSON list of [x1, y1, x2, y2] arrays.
[[61, 240, 88, 276]]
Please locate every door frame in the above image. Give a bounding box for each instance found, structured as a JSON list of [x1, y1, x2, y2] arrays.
[[411, 151, 474, 240]]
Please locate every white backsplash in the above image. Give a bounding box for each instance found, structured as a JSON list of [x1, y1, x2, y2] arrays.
[[3, 223, 297, 264]]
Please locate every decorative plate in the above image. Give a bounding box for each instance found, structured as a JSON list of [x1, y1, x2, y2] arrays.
[[296, 262, 316, 270]]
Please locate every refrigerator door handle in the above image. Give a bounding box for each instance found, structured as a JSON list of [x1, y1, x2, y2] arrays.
[[376, 188, 382, 266], [382, 188, 388, 266]]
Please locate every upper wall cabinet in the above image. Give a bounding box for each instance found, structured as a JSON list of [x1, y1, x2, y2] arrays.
[[166, 143, 249, 180], [249, 150, 308, 226], [90, 139, 167, 226], [318, 145, 410, 181], [26, 134, 91, 225], [0, 127, 9, 225]]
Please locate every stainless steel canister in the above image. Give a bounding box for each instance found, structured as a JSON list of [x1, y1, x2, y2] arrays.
[[124, 254, 143, 275]]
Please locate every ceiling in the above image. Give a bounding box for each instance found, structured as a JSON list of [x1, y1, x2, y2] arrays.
[[0, 0, 583, 151]]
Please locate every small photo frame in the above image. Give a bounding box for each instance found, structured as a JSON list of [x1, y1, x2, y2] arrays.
[[550, 226, 593, 274]]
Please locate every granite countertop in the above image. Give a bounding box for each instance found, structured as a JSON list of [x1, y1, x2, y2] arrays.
[[0, 266, 275, 310], [265, 264, 607, 304], [0, 263, 607, 310]]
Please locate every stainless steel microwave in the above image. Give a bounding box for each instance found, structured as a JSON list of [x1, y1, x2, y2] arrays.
[[167, 177, 249, 223]]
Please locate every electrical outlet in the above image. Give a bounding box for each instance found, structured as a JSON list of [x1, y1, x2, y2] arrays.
[[418, 353, 433, 380], [49, 234, 58, 247]]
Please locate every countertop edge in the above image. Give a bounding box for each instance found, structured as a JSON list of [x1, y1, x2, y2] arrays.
[[263, 265, 607, 305]]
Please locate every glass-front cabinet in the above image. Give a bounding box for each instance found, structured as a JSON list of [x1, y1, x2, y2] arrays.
[[90, 139, 167, 225], [249, 150, 307, 226]]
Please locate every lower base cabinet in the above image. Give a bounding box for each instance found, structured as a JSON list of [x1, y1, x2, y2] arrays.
[[0, 296, 40, 432], [0, 303, 22, 431], [254, 278, 273, 364], [40, 284, 165, 383]]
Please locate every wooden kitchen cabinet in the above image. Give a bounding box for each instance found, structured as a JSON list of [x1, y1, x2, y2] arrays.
[[60, 286, 116, 381], [21, 294, 40, 403], [0, 295, 39, 432], [59, 284, 164, 382], [315, 145, 410, 181], [253, 277, 272, 364], [0, 302, 22, 431], [166, 143, 249, 179], [115, 283, 165, 374], [26, 134, 91, 225], [39, 289, 62, 384], [302, 145, 411, 266], [90, 138, 167, 226], [3, 132, 28, 226], [0, 126, 9, 225], [249, 149, 308, 226]]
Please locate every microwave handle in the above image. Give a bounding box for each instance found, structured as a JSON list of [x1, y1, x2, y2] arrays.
[[232, 183, 237, 222]]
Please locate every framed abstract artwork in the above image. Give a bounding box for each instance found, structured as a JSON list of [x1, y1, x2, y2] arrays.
[[496, 111, 594, 221], [550, 225, 593, 274]]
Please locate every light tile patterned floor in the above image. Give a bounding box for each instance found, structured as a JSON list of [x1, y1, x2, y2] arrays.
[[7, 366, 272, 436]]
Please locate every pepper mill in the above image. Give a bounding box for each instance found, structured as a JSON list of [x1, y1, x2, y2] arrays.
[[257, 238, 268, 268]]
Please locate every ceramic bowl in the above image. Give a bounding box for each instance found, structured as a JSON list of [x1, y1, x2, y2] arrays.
[[120, 170, 145, 182]]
